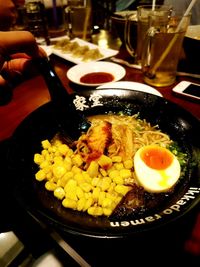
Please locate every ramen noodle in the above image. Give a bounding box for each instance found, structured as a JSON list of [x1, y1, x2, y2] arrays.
[[34, 114, 187, 217]]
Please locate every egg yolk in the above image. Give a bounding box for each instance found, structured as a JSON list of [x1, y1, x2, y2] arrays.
[[140, 146, 173, 170]]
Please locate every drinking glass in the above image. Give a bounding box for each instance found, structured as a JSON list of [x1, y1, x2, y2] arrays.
[[25, 0, 50, 45], [65, 0, 92, 40], [44, 0, 67, 38], [125, 5, 172, 65], [141, 12, 191, 87]]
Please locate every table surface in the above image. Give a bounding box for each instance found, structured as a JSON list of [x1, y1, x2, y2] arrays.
[[0, 30, 199, 265]]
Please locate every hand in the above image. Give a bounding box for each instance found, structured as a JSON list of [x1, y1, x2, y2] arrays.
[[0, 31, 47, 88]]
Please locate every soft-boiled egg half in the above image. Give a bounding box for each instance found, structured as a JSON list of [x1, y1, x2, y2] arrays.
[[134, 145, 181, 193]]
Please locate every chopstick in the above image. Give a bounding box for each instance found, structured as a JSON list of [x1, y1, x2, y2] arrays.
[[50, 231, 91, 267], [176, 71, 200, 79], [111, 57, 200, 80]]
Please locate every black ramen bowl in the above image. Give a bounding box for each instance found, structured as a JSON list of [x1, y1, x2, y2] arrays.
[[5, 89, 200, 238]]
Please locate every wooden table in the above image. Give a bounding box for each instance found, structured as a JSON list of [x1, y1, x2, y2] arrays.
[[0, 29, 199, 264]]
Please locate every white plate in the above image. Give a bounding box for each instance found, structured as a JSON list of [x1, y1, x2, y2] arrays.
[[97, 81, 162, 97], [67, 62, 126, 86], [44, 37, 118, 64]]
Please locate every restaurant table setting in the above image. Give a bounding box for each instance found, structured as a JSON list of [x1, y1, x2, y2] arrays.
[[0, 0, 200, 266]]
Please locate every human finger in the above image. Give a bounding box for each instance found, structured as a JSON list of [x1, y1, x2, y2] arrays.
[[0, 31, 43, 61], [0, 57, 39, 84]]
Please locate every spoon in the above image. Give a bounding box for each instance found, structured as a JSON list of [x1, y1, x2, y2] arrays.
[[34, 57, 91, 143]]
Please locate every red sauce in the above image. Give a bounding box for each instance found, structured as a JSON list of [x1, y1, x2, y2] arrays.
[[80, 72, 114, 84]]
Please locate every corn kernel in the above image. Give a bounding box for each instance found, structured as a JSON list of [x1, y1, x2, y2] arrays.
[[64, 156, 72, 171], [64, 156, 71, 163], [114, 163, 124, 170], [48, 146, 56, 153], [102, 197, 113, 208], [91, 177, 100, 187], [87, 206, 96, 216], [62, 198, 77, 209], [35, 170, 46, 181], [80, 182, 92, 193], [34, 153, 44, 164], [53, 156, 63, 163], [41, 149, 48, 157], [74, 173, 85, 185], [45, 181, 57, 191], [51, 176, 59, 183], [72, 154, 83, 167], [65, 189, 78, 201], [54, 187, 65, 200], [103, 208, 112, 216], [87, 161, 99, 177], [92, 187, 100, 200], [54, 139, 62, 146], [101, 177, 111, 191], [77, 198, 86, 211], [98, 191, 106, 206], [106, 192, 118, 202], [111, 156, 122, 163], [76, 187, 84, 199], [66, 149, 73, 157], [63, 171, 74, 180], [96, 207, 104, 216], [98, 155, 112, 170], [42, 140, 51, 149], [58, 144, 69, 155], [52, 164, 66, 179], [82, 172, 92, 183], [109, 170, 119, 180], [44, 153, 52, 162], [115, 196, 122, 205], [54, 150, 60, 156], [107, 182, 116, 193], [46, 172, 52, 180], [124, 159, 133, 169], [71, 165, 82, 174], [40, 160, 50, 169], [115, 184, 130, 196], [113, 175, 124, 185], [107, 166, 116, 176], [84, 192, 92, 199], [64, 180, 78, 200], [64, 179, 77, 190], [88, 206, 103, 216], [83, 197, 94, 211], [99, 168, 107, 177], [119, 169, 131, 179], [57, 175, 70, 187]]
